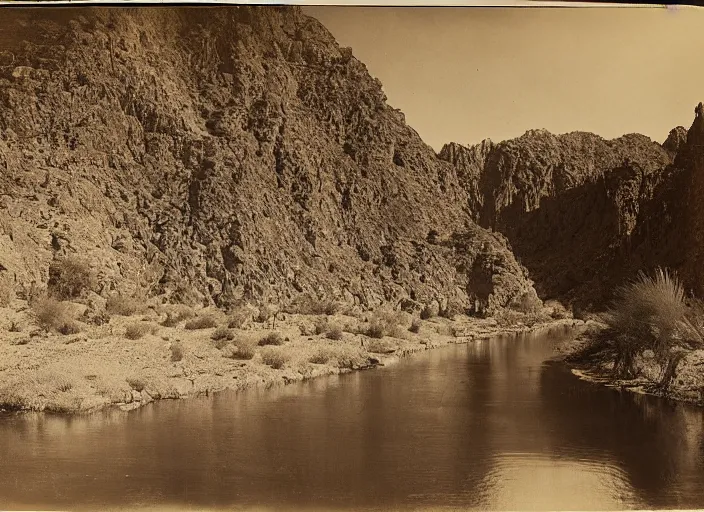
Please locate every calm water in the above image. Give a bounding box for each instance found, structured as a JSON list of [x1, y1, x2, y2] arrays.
[[2, 326, 704, 511]]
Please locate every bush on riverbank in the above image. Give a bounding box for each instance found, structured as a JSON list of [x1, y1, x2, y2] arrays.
[[588, 268, 704, 385]]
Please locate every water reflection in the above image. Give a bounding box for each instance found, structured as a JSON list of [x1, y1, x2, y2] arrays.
[[0, 326, 703, 510]]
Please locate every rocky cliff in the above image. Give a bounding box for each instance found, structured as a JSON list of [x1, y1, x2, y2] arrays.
[[439, 126, 690, 306], [0, 6, 535, 315]]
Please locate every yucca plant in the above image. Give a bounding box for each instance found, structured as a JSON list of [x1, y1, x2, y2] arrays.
[[602, 268, 698, 385]]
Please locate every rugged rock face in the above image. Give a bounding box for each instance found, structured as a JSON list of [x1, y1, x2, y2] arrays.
[[0, 6, 535, 314], [679, 103, 704, 295], [439, 129, 680, 305]]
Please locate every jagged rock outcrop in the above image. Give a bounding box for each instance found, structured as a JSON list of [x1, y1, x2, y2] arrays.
[[0, 6, 535, 314], [439, 129, 678, 305], [437, 139, 493, 219], [678, 103, 704, 295]]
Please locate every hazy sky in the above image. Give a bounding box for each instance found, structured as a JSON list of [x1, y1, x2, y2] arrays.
[[303, 6, 704, 150]]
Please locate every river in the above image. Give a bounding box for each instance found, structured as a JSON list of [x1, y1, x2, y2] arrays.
[[1, 325, 703, 511]]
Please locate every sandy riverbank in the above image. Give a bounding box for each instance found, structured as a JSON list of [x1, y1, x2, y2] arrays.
[[557, 322, 704, 406], [0, 298, 582, 414]]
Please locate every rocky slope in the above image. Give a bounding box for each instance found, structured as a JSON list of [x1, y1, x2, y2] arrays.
[[0, 6, 535, 315], [439, 125, 698, 306]]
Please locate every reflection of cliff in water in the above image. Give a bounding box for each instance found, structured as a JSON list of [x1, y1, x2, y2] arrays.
[[538, 359, 704, 509]]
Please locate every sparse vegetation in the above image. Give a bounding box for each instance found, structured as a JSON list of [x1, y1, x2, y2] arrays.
[[47, 256, 95, 300], [184, 315, 218, 330], [260, 347, 289, 369], [170, 341, 184, 362], [287, 294, 341, 315], [325, 323, 343, 340], [106, 294, 141, 316], [32, 296, 82, 335], [227, 307, 251, 329], [420, 304, 435, 320], [230, 339, 256, 360], [126, 377, 146, 392], [309, 348, 334, 364], [211, 327, 234, 343], [124, 323, 158, 340], [366, 308, 405, 339], [409, 318, 421, 333], [258, 332, 284, 346], [159, 306, 196, 327]]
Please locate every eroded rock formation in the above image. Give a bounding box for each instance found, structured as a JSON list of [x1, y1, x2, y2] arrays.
[[0, 6, 535, 314]]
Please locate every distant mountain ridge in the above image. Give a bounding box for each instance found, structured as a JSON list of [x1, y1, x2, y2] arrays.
[[439, 118, 702, 307]]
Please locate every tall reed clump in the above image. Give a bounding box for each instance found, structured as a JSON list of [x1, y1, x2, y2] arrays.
[[602, 268, 702, 385]]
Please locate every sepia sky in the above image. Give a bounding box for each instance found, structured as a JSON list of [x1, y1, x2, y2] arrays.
[[303, 6, 704, 150]]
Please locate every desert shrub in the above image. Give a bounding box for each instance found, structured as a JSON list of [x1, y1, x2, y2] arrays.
[[47, 256, 95, 300], [314, 318, 327, 335], [602, 268, 696, 381], [57, 321, 82, 335], [261, 347, 289, 369], [211, 327, 234, 342], [229, 339, 256, 360], [366, 308, 405, 339], [298, 322, 316, 336], [126, 377, 146, 392], [159, 305, 196, 327], [309, 348, 334, 364], [325, 324, 343, 340], [170, 341, 184, 362], [255, 304, 277, 323], [0, 275, 14, 307], [287, 294, 341, 315], [366, 322, 386, 339], [184, 315, 218, 330], [227, 307, 251, 329], [124, 323, 157, 340], [82, 307, 111, 326], [106, 294, 141, 316], [420, 305, 435, 320], [32, 296, 82, 334], [258, 332, 284, 346], [160, 314, 179, 328], [409, 318, 421, 333]]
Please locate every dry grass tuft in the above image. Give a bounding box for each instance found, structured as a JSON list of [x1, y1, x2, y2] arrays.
[[32, 296, 82, 335], [227, 307, 251, 329], [258, 332, 284, 346], [124, 323, 158, 340], [260, 347, 289, 369], [229, 339, 256, 360], [106, 294, 142, 316], [170, 341, 184, 362], [211, 326, 234, 342], [366, 308, 405, 339], [325, 323, 344, 340], [184, 315, 218, 330]]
